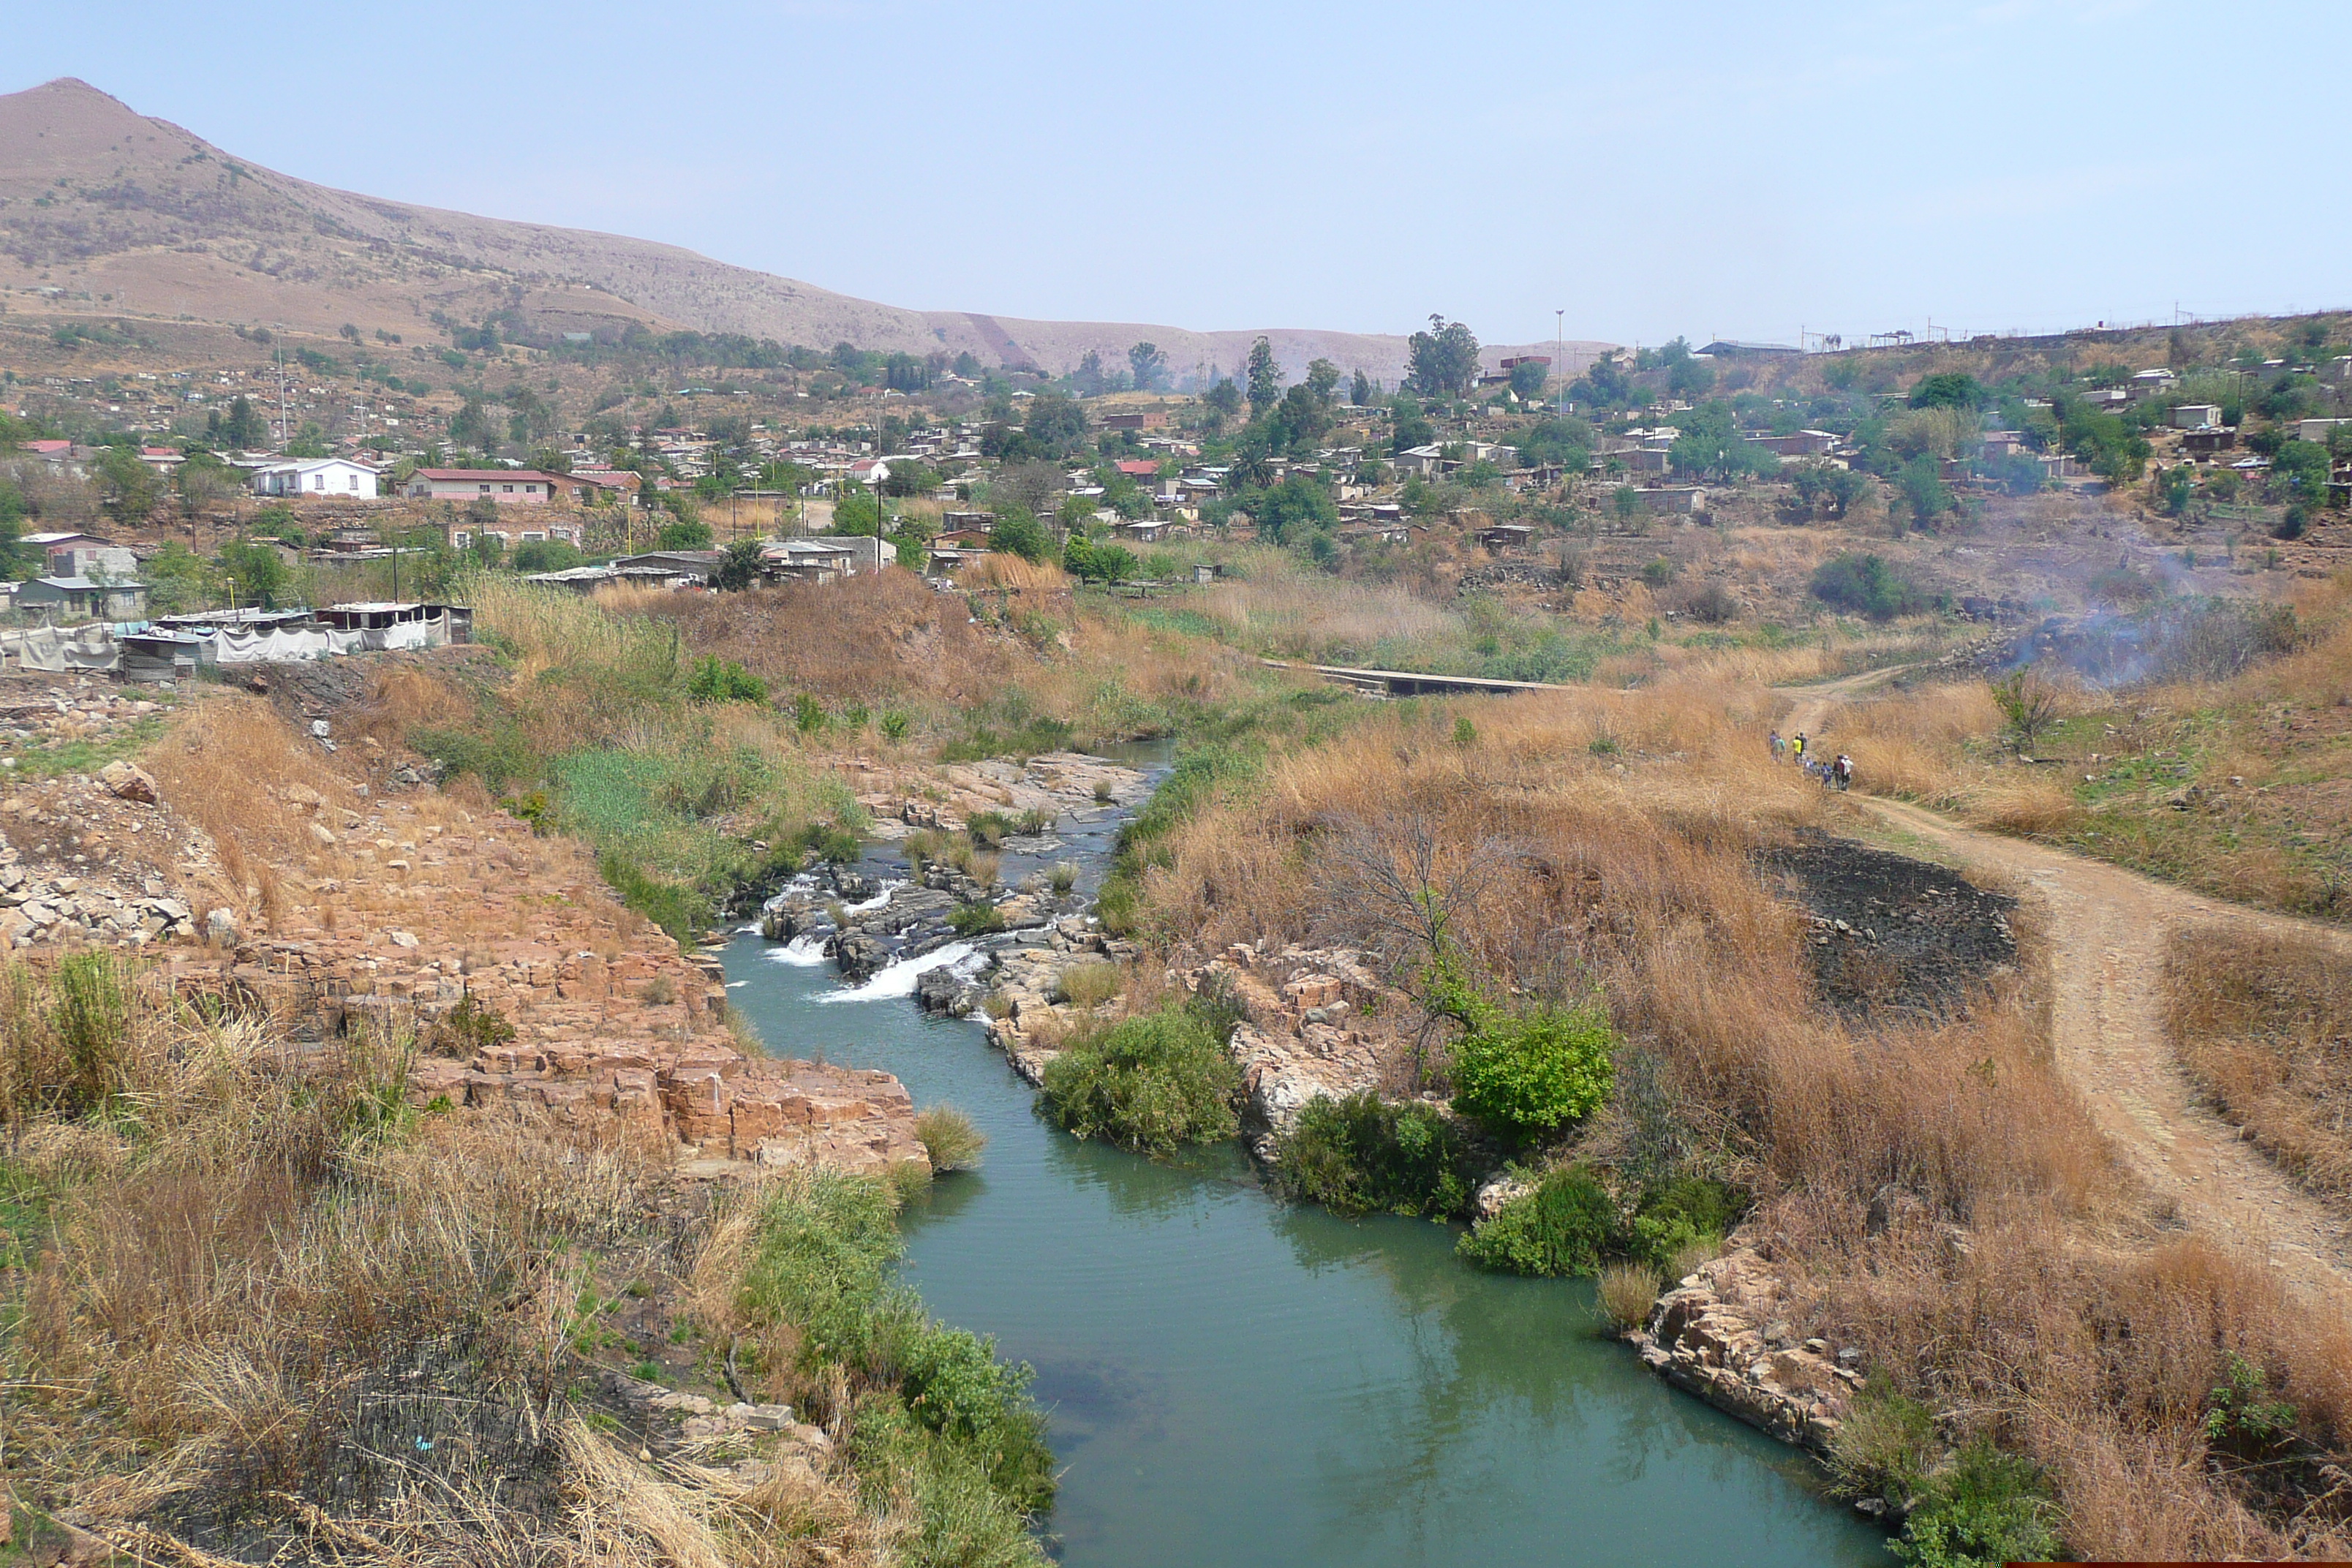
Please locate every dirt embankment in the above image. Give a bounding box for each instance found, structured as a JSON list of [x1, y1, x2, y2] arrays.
[[0, 670, 926, 1177]]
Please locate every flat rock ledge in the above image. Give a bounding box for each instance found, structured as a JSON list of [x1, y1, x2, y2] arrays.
[[1630, 1243, 1863, 1455]]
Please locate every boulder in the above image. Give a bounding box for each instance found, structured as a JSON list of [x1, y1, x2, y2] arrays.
[[98, 760, 159, 804]]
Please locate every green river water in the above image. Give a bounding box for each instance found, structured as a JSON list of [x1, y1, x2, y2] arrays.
[[723, 772, 1886, 1567]]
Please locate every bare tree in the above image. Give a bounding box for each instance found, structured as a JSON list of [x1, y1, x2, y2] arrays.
[[1308, 806, 1521, 1087]]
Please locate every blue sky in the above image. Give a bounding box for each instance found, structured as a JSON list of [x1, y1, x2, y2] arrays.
[[14, 1, 2348, 348]]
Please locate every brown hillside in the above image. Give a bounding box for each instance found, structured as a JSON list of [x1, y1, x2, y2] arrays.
[[0, 78, 1611, 381]]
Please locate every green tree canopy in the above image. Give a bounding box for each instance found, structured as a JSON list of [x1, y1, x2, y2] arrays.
[[1406, 314, 1481, 399], [1127, 342, 1166, 393], [1910, 372, 1987, 410], [1245, 336, 1283, 419], [1509, 359, 1549, 399]]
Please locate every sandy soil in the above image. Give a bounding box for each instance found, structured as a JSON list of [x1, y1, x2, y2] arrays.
[[1783, 679, 2352, 1303]]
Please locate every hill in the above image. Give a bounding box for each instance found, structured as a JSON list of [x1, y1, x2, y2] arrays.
[[0, 77, 1607, 385]]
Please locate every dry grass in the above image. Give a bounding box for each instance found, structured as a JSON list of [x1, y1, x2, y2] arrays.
[[2166, 927, 2352, 1212], [1594, 1262, 1664, 1332], [1135, 674, 2352, 1559], [1, 961, 889, 1568]]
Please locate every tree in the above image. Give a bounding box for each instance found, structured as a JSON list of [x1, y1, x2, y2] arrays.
[[1351, 369, 1373, 406], [1909, 372, 1987, 410], [1790, 461, 1866, 519], [219, 538, 289, 608], [220, 396, 265, 451], [94, 445, 165, 521], [448, 398, 498, 451], [1245, 337, 1282, 419], [1388, 394, 1435, 453], [1810, 552, 1930, 619], [1201, 379, 1243, 430], [878, 460, 938, 498], [830, 488, 883, 535], [989, 510, 1052, 562], [1127, 342, 1166, 393], [1509, 358, 1549, 400], [1259, 474, 1338, 546], [286, 421, 328, 459], [1990, 671, 2062, 754], [1405, 314, 1480, 399], [656, 516, 714, 551], [1023, 391, 1089, 457], [712, 538, 765, 591], [1074, 350, 1110, 397], [1896, 455, 1954, 529]]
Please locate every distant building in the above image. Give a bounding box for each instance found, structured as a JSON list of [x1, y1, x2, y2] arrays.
[[1698, 340, 1802, 358], [2171, 404, 2223, 431], [253, 458, 380, 498], [1745, 430, 1837, 457], [406, 469, 564, 505], [17, 576, 148, 621]]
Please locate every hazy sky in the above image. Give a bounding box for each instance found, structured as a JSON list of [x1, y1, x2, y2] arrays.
[[13, 1, 2348, 349]]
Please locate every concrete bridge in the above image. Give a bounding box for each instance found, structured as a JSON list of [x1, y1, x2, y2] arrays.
[[1262, 658, 1574, 698]]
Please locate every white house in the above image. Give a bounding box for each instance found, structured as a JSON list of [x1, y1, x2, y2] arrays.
[[2171, 404, 2223, 431], [253, 458, 380, 499]]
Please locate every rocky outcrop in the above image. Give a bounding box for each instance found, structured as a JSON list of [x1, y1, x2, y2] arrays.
[[844, 752, 1148, 839], [0, 680, 928, 1181], [1631, 1243, 1864, 1455], [1177, 943, 1393, 1158]]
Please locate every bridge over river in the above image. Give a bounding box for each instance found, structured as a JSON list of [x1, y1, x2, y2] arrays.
[[1262, 657, 1575, 697]]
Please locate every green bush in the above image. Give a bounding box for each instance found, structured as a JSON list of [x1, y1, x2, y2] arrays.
[[949, 902, 1007, 936], [1039, 1006, 1239, 1155], [685, 655, 766, 704], [1627, 1175, 1743, 1267], [739, 1170, 1055, 1535], [1456, 1165, 1621, 1275], [1448, 1002, 1616, 1141], [1891, 1439, 2058, 1567], [1271, 1091, 1485, 1219], [1809, 552, 1931, 620]]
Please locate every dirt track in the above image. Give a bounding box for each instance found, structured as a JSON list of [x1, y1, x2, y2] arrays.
[[1779, 679, 2352, 1302]]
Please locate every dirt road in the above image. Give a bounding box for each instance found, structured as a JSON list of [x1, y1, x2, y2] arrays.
[[1778, 682, 2352, 1301]]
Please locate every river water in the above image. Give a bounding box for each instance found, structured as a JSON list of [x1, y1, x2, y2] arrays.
[[722, 765, 1885, 1567]]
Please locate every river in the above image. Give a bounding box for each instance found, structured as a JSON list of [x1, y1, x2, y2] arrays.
[[721, 757, 1885, 1567]]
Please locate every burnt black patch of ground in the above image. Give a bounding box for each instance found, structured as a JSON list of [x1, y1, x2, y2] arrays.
[[1759, 830, 2018, 1019]]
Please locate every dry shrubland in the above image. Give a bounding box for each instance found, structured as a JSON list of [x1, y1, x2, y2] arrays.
[[1135, 678, 2352, 1559], [2166, 927, 2352, 1212], [1, 962, 902, 1567]]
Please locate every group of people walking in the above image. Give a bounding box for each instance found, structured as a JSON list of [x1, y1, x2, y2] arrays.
[[1768, 728, 1852, 791]]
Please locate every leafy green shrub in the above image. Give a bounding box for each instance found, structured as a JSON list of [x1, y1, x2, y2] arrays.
[[1809, 552, 1931, 620], [1448, 1001, 1616, 1141], [739, 1171, 1053, 1534], [685, 655, 766, 704], [2204, 1352, 2300, 1460], [791, 693, 827, 733], [1627, 1175, 1743, 1267], [949, 902, 1006, 937], [1272, 1091, 1484, 1218], [1457, 1165, 1621, 1274], [880, 709, 912, 742], [1891, 1439, 2057, 1568], [1040, 1006, 1239, 1154], [796, 821, 862, 865]]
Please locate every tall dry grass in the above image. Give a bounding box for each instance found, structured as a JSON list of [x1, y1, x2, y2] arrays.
[[2166, 927, 2352, 1213], [3, 962, 890, 1568], [1136, 676, 2352, 1559]]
